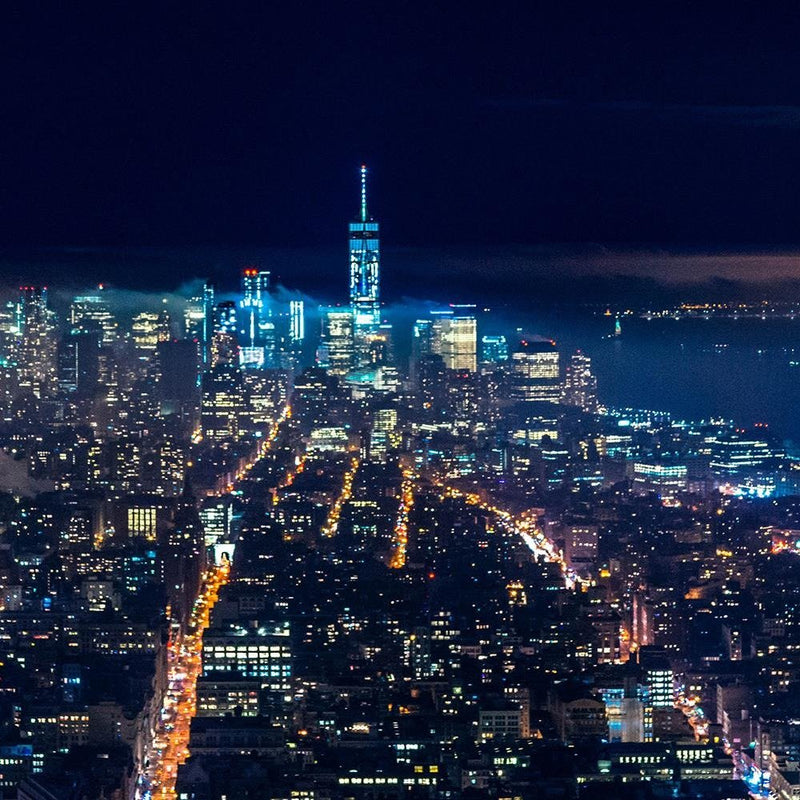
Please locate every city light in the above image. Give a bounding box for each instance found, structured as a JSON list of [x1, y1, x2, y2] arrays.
[[321, 456, 360, 538], [389, 469, 415, 569], [137, 405, 292, 799], [4, 159, 798, 800], [138, 560, 230, 800]]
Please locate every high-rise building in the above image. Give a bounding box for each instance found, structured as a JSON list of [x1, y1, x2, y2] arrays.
[[201, 365, 243, 441], [369, 406, 398, 462], [159, 482, 205, 628], [242, 268, 270, 309], [132, 310, 170, 356], [0, 301, 19, 366], [564, 524, 599, 575], [431, 311, 477, 372], [202, 281, 215, 367], [60, 329, 100, 396], [69, 290, 118, 346], [417, 353, 447, 414], [289, 300, 304, 344], [157, 339, 200, 416], [210, 331, 239, 369], [199, 497, 235, 548], [350, 166, 380, 368], [511, 338, 561, 403], [365, 324, 393, 367], [318, 308, 354, 376], [349, 166, 380, 327], [108, 436, 143, 494], [239, 268, 276, 368], [412, 318, 434, 356], [273, 299, 305, 370], [410, 318, 434, 382], [240, 370, 287, 433], [481, 334, 509, 364], [18, 287, 58, 399], [184, 294, 205, 342], [562, 350, 599, 413], [215, 301, 237, 336], [285, 299, 304, 368]]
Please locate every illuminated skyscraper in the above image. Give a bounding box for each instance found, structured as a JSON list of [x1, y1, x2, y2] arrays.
[[241, 269, 269, 342], [184, 294, 205, 341], [431, 311, 477, 372], [511, 338, 561, 403], [60, 329, 100, 396], [271, 298, 305, 370], [562, 350, 599, 413], [202, 281, 215, 366], [239, 268, 276, 368], [242, 268, 270, 308], [201, 365, 243, 441], [319, 308, 355, 376], [18, 287, 58, 399], [350, 166, 380, 366], [210, 331, 239, 368], [69, 289, 118, 345], [215, 301, 237, 336], [481, 334, 509, 364], [0, 302, 19, 367], [282, 298, 304, 369], [289, 300, 304, 344], [132, 310, 170, 356], [410, 318, 434, 382]]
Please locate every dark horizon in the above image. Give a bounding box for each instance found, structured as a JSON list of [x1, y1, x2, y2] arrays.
[[2, 243, 800, 308]]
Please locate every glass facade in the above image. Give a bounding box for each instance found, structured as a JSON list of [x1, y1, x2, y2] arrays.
[[349, 166, 380, 328]]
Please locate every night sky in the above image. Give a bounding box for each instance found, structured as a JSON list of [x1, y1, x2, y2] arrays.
[[2, 5, 800, 278]]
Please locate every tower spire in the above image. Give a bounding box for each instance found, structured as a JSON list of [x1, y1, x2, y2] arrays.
[[360, 164, 368, 222]]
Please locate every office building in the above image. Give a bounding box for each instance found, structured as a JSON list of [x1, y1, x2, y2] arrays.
[[212, 300, 236, 337], [210, 330, 239, 369], [69, 290, 118, 345], [201, 365, 243, 440], [632, 462, 688, 498], [319, 308, 354, 376], [511, 338, 561, 403], [349, 166, 380, 328], [410, 317, 434, 367], [709, 432, 779, 476], [132, 310, 170, 355], [60, 329, 100, 396], [18, 287, 58, 399], [562, 349, 599, 412], [481, 334, 509, 364], [202, 281, 216, 366], [239, 268, 276, 368], [157, 339, 200, 416], [184, 294, 205, 343], [289, 299, 304, 344], [349, 166, 380, 368], [202, 621, 292, 690], [431, 311, 477, 372]]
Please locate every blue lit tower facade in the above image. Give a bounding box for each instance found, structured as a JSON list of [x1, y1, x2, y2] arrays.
[[242, 269, 270, 315], [349, 166, 380, 355], [202, 281, 215, 367], [239, 269, 276, 368]]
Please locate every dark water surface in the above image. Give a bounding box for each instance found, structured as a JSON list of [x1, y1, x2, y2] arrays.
[[520, 313, 800, 442]]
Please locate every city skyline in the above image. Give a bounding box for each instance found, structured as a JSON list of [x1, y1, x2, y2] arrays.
[[3, 7, 800, 800]]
